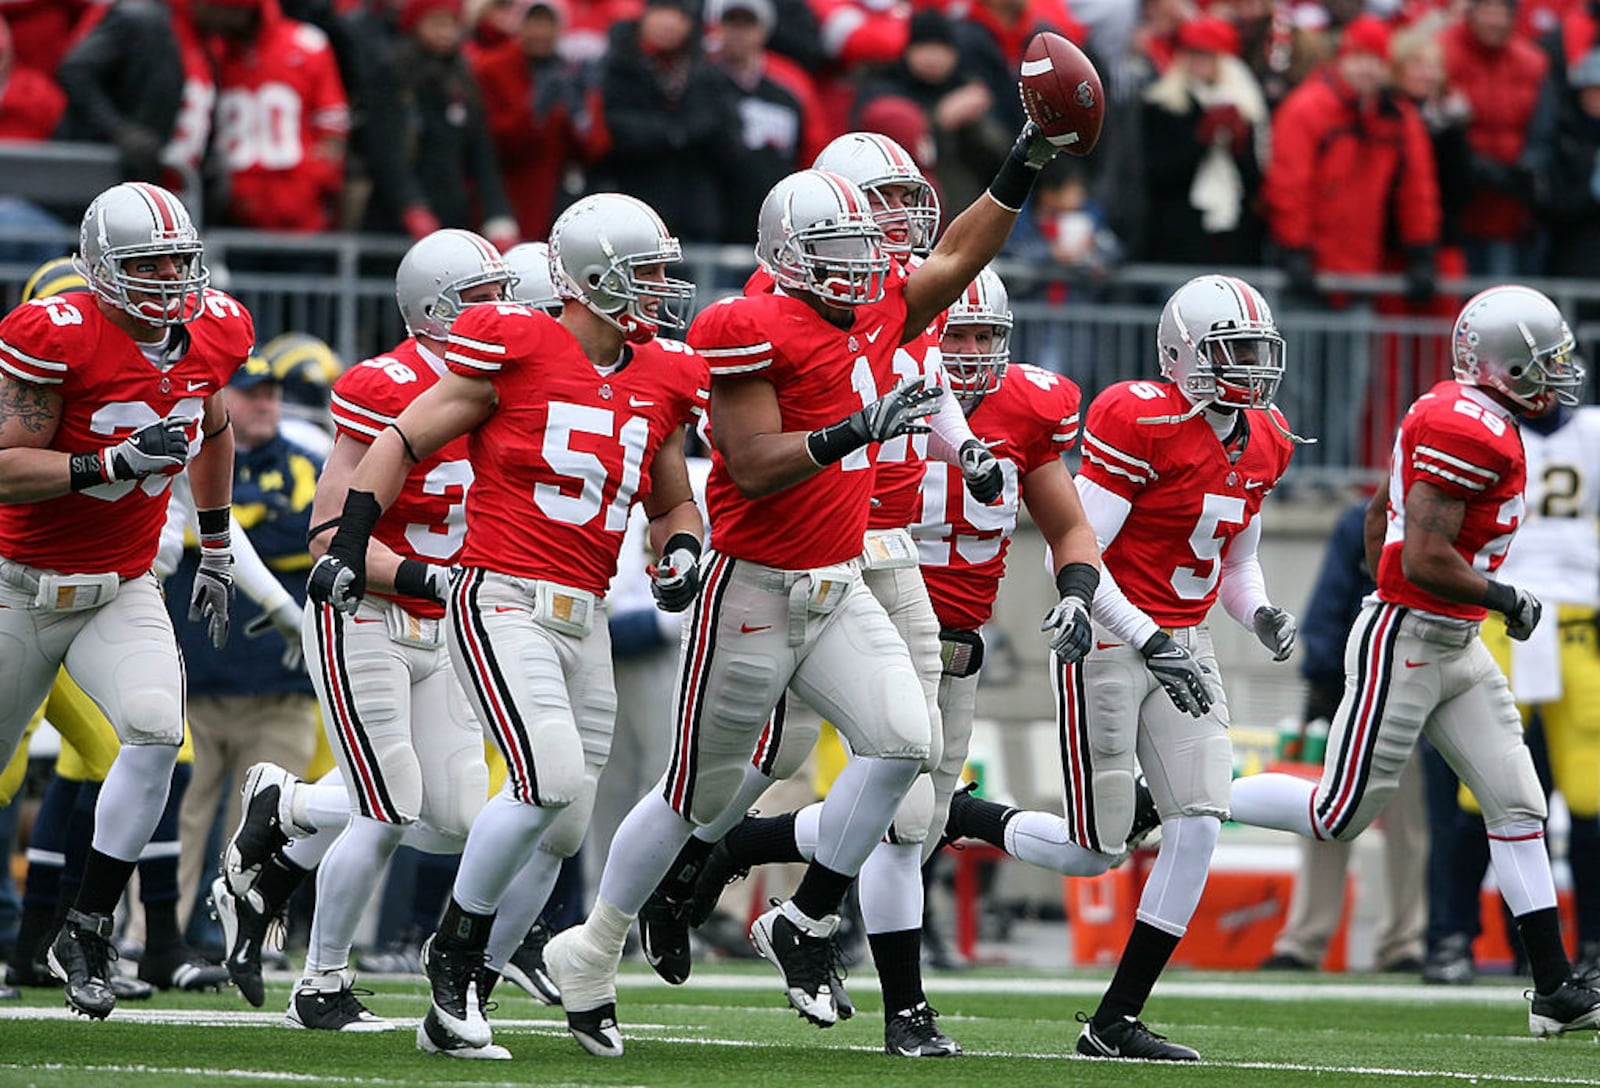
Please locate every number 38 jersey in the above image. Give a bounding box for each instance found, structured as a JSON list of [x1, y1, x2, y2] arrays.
[[445, 304, 707, 594], [1377, 381, 1528, 620], [1496, 406, 1600, 607], [1079, 379, 1295, 628], [0, 290, 253, 578], [330, 339, 472, 619], [912, 364, 1080, 631]]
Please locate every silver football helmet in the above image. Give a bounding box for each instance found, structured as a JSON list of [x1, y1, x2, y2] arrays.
[[942, 265, 1012, 400], [396, 229, 516, 341], [1452, 285, 1584, 414], [503, 241, 561, 316], [756, 169, 890, 306], [813, 132, 940, 257], [78, 182, 208, 326], [549, 193, 693, 342], [1156, 274, 1284, 410]]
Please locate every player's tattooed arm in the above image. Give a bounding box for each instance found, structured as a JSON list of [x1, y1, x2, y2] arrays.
[[0, 375, 69, 502], [1399, 479, 1485, 605], [0, 374, 61, 447]]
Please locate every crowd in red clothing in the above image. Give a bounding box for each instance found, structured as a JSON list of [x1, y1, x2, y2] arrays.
[[0, 0, 1597, 287]]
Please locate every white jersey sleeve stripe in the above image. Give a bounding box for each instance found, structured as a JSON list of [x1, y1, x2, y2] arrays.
[[329, 413, 383, 439], [1414, 462, 1489, 491], [0, 352, 64, 385], [448, 334, 508, 355], [328, 392, 395, 426], [707, 358, 773, 375], [1082, 431, 1155, 477], [698, 342, 772, 358], [0, 336, 69, 371], [1414, 444, 1499, 481], [443, 351, 502, 372]]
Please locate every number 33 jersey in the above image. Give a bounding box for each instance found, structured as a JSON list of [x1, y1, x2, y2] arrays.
[[1079, 379, 1294, 628], [0, 289, 253, 577], [330, 339, 472, 619], [444, 304, 707, 594], [1377, 381, 1528, 620]]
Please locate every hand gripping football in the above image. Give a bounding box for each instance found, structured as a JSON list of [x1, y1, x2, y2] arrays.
[[1018, 31, 1105, 157]]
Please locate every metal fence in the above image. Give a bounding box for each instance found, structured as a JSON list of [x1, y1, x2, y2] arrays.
[[4, 223, 1598, 486]]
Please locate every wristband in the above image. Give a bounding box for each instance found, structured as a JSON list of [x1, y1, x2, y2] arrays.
[[197, 507, 231, 540], [987, 149, 1040, 213], [394, 559, 434, 601], [1481, 579, 1517, 615], [68, 452, 107, 492], [327, 490, 383, 563], [805, 420, 865, 466], [1055, 562, 1100, 603], [661, 532, 702, 561]]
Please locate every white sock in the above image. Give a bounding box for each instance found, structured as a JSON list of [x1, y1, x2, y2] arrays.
[[1488, 819, 1558, 916], [1004, 811, 1114, 876], [582, 898, 636, 960], [694, 764, 776, 843], [858, 840, 923, 933], [95, 744, 177, 861], [452, 790, 562, 915], [794, 802, 821, 862], [485, 848, 564, 971], [1135, 815, 1220, 936], [1230, 773, 1318, 837], [813, 757, 919, 877], [305, 816, 405, 972], [282, 770, 347, 869], [596, 792, 696, 916], [299, 781, 353, 832]]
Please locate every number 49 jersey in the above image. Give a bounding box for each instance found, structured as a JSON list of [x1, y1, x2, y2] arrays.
[[1079, 379, 1295, 628], [445, 304, 707, 594], [0, 289, 253, 578], [330, 339, 472, 619], [1377, 381, 1528, 620], [912, 364, 1080, 630]]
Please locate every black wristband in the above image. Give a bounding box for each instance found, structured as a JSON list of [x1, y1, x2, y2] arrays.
[[1482, 579, 1517, 615], [805, 420, 866, 466], [988, 148, 1040, 212], [1055, 562, 1100, 602], [394, 558, 434, 601], [1141, 630, 1174, 657], [327, 490, 383, 563], [662, 532, 702, 560], [68, 452, 106, 492], [197, 507, 230, 537]]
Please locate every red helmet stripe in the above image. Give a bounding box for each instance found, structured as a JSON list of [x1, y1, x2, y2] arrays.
[[1225, 275, 1260, 323], [815, 170, 861, 217], [132, 182, 178, 234]]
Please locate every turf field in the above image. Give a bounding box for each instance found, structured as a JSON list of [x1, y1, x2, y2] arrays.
[[1, 964, 1596, 1088]]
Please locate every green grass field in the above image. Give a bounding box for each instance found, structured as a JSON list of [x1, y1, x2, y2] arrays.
[[1, 964, 1597, 1088]]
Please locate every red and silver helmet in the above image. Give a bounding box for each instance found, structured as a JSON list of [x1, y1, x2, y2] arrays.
[[1453, 285, 1584, 414], [396, 228, 516, 340], [942, 265, 1012, 400], [503, 242, 561, 316], [812, 132, 940, 257], [756, 169, 890, 306], [1156, 274, 1284, 410], [78, 182, 208, 326], [550, 193, 694, 342]]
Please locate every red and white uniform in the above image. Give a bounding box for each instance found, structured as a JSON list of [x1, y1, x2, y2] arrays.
[[329, 340, 472, 620], [915, 364, 1080, 631], [1377, 381, 1527, 621], [1079, 379, 1294, 627], [0, 289, 253, 577]]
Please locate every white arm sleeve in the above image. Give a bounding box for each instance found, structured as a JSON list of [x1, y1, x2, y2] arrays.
[[1217, 514, 1271, 629], [231, 512, 295, 613], [1074, 476, 1161, 648], [154, 473, 196, 580], [924, 363, 979, 465]]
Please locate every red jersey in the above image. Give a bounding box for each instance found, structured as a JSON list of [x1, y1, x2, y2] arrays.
[[444, 305, 707, 594], [330, 340, 473, 620], [0, 290, 253, 577], [1079, 380, 1294, 627], [691, 275, 914, 568], [1376, 381, 1527, 620], [914, 364, 1080, 630]]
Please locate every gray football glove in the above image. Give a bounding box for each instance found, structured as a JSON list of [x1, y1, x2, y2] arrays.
[[849, 380, 944, 444], [1253, 606, 1298, 662], [1041, 596, 1092, 663], [1503, 586, 1543, 642], [106, 418, 190, 481], [1140, 631, 1212, 717]]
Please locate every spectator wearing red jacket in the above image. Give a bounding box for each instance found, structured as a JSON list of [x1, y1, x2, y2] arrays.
[[196, 0, 349, 232], [0, 13, 63, 141], [0, 0, 90, 75], [472, 0, 606, 240], [1441, 0, 1549, 275], [1263, 15, 1441, 307]]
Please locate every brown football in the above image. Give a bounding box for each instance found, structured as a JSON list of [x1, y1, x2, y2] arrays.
[[1018, 31, 1105, 157]]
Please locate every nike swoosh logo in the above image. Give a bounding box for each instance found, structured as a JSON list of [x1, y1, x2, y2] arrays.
[[1245, 480, 1265, 489], [1095, 641, 1121, 650], [740, 622, 772, 634], [1404, 659, 1428, 668], [629, 396, 654, 408], [494, 606, 522, 613], [187, 381, 210, 392], [864, 326, 884, 344], [351, 617, 384, 624]]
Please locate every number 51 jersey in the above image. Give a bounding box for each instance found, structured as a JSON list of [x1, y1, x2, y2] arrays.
[[444, 304, 707, 594]]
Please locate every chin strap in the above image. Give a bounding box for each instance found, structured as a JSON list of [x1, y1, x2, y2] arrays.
[[1137, 398, 1319, 445], [1266, 410, 1318, 446]]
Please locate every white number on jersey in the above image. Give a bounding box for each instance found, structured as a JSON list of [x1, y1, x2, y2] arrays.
[[405, 459, 474, 560], [217, 83, 305, 171], [534, 402, 650, 531], [1471, 494, 1523, 572], [1169, 492, 1248, 600], [30, 297, 83, 327], [914, 459, 1021, 566]]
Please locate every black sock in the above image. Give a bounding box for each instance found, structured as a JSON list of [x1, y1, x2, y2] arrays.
[[144, 901, 182, 952], [792, 862, 854, 922], [74, 849, 137, 918], [438, 897, 494, 950], [1517, 907, 1570, 994], [1570, 818, 1600, 947], [869, 929, 925, 1017], [726, 812, 803, 868], [1093, 921, 1182, 1028], [257, 853, 312, 913], [948, 792, 1018, 851], [12, 902, 57, 967], [662, 836, 715, 896]]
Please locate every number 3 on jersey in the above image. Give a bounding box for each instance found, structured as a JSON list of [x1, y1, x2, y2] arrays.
[[1170, 493, 1247, 599], [535, 401, 648, 531]]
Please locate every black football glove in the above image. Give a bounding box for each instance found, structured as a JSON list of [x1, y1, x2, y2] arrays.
[[1040, 596, 1093, 663], [106, 419, 191, 481], [958, 439, 1004, 504], [649, 534, 703, 613]]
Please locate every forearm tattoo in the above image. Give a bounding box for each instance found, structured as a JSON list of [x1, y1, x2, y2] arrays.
[[0, 377, 56, 436]]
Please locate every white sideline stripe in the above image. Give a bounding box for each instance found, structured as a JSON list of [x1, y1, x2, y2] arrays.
[[0, 1064, 623, 1088]]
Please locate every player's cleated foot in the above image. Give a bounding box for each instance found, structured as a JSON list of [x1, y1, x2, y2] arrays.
[[1076, 1012, 1199, 1060], [224, 763, 305, 891], [639, 886, 694, 986], [1530, 975, 1600, 1037], [749, 900, 838, 1027], [885, 1002, 961, 1057], [418, 1011, 512, 1059], [209, 874, 286, 1007], [47, 909, 119, 1020], [420, 934, 491, 1049], [284, 969, 393, 1031], [137, 942, 230, 992], [501, 921, 561, 1005], [688, 837, 749, 928], [543, 928, 624, 1057]]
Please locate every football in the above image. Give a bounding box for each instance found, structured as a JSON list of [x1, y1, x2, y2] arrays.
[[1018, 32, 1105, 157]]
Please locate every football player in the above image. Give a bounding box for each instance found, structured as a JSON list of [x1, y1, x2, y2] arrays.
[[1231, 285, 1600, 1038], [307, 194, 708, 1059], [543, 117, 1079, 1058], [0, 182, 252, 1018]]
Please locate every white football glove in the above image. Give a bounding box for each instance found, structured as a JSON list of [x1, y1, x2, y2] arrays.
[[1040, 596, 1092, 663]]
